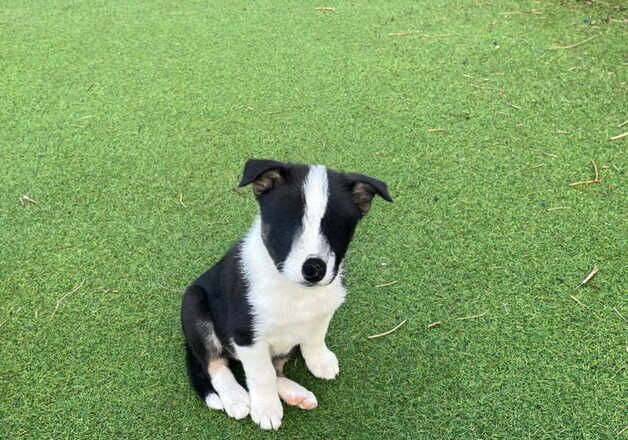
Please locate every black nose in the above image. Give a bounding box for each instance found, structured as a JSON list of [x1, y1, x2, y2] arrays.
[[302, 258, 326, 283]]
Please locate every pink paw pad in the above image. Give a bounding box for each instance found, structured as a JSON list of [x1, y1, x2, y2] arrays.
[[277, 377, 318, 410]]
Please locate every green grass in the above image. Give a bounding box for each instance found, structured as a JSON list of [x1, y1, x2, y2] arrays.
[[1, 0, 626, 438]]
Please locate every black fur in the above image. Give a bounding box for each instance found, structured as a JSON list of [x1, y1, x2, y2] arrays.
[[181, 244, 253, 401], [186, 244, 254, 348], [238, 159, 285, 187], [256, 164, 308, 269], [321, 170, 364, 277]]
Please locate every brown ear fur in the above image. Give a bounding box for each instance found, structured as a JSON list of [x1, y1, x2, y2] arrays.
[[346, 172, 392, 215], [352, 182, 376, 214], [253, 169, 283, 196], [238, 159, 285, 197]]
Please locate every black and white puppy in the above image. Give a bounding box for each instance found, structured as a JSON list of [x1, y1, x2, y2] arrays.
[[181, 159, 392, 430]]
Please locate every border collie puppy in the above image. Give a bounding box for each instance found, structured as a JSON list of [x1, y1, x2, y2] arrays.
[[181, 159, 392, 430]]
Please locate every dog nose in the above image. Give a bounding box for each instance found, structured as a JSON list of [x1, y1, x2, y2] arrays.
[[302, 258, 326, 283]]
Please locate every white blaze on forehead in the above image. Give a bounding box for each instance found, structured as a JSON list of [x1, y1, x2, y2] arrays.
[[280, 165, 337, 284], [302, 165, 329, 239]]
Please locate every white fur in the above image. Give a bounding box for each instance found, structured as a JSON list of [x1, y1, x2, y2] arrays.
[[236, 342, 284, 430], [276, 377, 318, 410], [241, 216, 345, 355], [209, 365, 250, 420], [209, 332, 222, 353], [205, 393, 223, 410], [301, 345, 339, 379], [281, 165, 337, 285], [234, 190, 347, 429]]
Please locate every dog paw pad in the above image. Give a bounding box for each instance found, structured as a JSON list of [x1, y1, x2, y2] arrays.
[[277, 377, 318, 410]]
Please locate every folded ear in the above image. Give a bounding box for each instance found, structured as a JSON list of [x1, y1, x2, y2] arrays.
[[239, 159, 285, 196], [345, 172, 393, 215]]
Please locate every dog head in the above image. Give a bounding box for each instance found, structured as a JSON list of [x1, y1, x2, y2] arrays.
[[239, 159, 392, 286]]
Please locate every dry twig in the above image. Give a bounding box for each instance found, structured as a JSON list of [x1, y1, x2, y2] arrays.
[[19, 195, 38, 205], [543, 152, 559, 158], [454, 310, 488, 321], [427, 321, 442, 329], [500, 10, 542, 16], [613, 307, 626, 322], [609, 131, 628, 141], [374, 280, 398, 288], [367, 319, 407, 339], [49, 279, 85, 321], [569, 295, 585, 307], [576, 265, 599, 288], [157, 282, 184, 293], [178, 194, 187, 208], [617, 120, 628, 128], [550, 35, 598, 50], [315, 6, 336, 11], [523, 164, 544, 171], [0, 307, 21, 329], [569, 160, 600, 187], [388, 32, 453, 38], [0, 307, 22, 328], [0, 316, 11, 329]]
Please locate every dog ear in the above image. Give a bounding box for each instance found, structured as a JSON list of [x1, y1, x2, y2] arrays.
[[239, 159, 285, 196], [345, 173, 393, 215]]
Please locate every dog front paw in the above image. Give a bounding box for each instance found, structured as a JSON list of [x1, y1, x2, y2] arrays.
[[304, 347, 339, 380], [220, 386, 250, 420], [250, 394, 283, 431]]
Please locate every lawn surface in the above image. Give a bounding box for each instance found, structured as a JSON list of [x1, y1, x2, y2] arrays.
[[1, 1, 626, 438]]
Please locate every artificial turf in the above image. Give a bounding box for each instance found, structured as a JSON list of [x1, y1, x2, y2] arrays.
[[1, 0, 626, 438]]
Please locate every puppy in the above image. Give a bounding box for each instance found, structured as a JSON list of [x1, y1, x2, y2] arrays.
[[181, 159, 392, 430]]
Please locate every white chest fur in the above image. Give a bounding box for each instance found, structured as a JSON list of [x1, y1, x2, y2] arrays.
[[241, 217, 346, 355]]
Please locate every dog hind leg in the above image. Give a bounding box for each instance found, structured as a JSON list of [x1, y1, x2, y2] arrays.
[[182, 286, 250, 419]]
